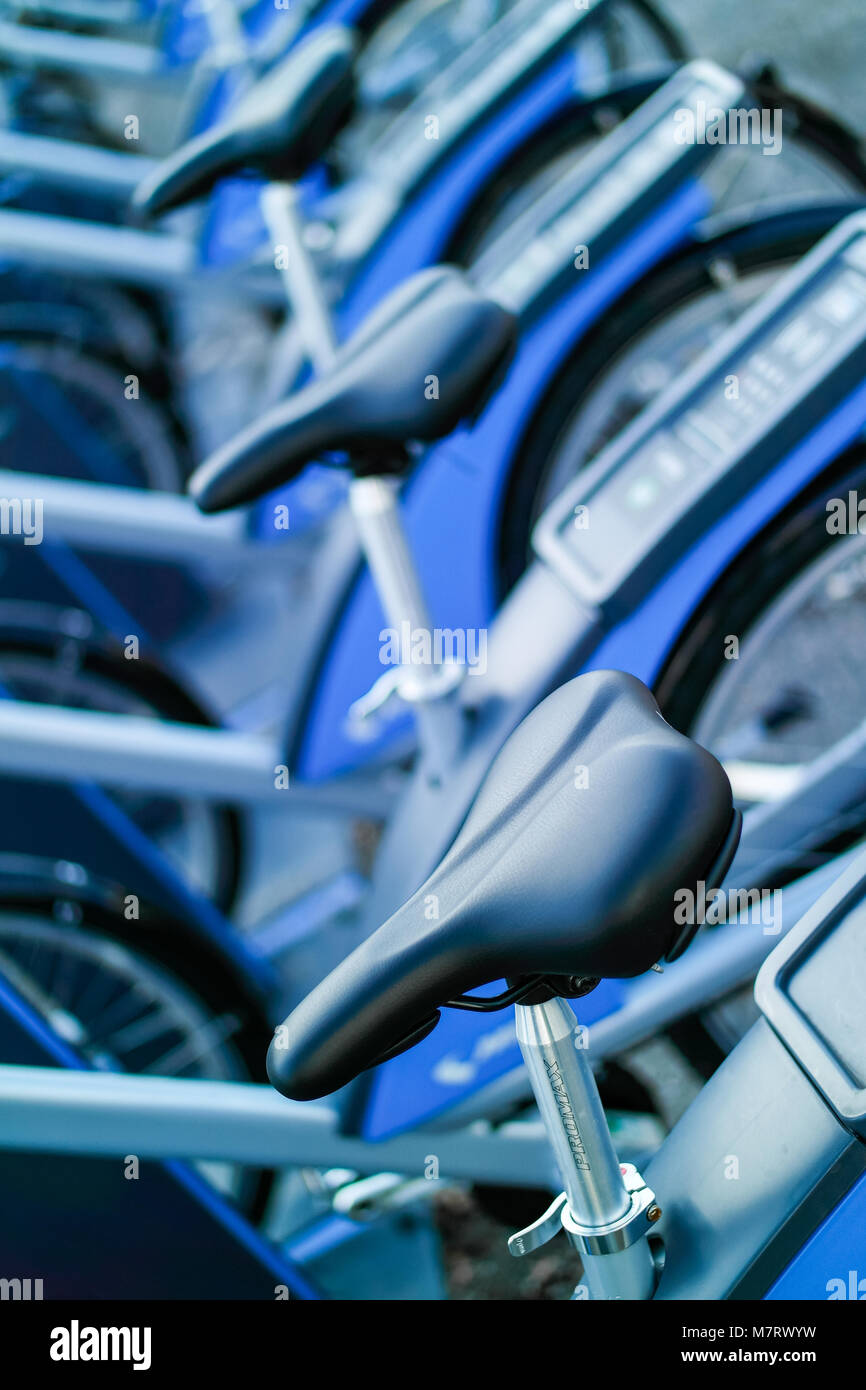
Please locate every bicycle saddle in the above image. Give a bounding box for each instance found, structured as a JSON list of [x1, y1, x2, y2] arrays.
[[132, 27, 357, 219], [188, 266, 518, 511], [267, 671, 739, 1100]]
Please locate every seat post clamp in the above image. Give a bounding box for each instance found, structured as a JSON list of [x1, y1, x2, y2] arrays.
[[508, 1164, 660, 1260], [561, 1163, 661, 1256]]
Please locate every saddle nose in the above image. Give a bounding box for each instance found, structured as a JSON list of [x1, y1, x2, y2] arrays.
[[132, 26, 357, 219], [267, 670, 739, 1101]]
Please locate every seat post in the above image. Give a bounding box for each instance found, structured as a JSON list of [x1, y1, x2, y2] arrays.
[[348, 475, 465, 780], [260, 181, 340, 375], [511, 996, 658, 1300]]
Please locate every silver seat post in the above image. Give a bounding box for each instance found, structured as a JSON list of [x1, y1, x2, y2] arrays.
[[348, 476, 465, 781], [511, 995, 659, 1300], [260, 181, 340, 376]]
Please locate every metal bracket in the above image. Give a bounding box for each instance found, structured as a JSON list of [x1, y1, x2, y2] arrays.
[[507, 1192, 568, 1257], [508, 1164, 660, 1259], [346, 661, 464, 740], [562, 1164, 659, 1256]]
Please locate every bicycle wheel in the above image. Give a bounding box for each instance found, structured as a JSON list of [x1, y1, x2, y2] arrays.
[[646, 453, 866, 1063], [657, 449, 866, 862], [0, 603, 244, 911], [0, 864, 271, 1211], [0, 336, 188, 491], [0, 265, 168, 375]]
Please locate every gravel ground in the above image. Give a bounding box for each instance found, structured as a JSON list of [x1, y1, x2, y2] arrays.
[[435, 1188, 583, 1300]]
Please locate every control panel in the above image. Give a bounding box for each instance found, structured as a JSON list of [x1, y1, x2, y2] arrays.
[[481, 60, 745, 315], [534, 214, 866, 615]]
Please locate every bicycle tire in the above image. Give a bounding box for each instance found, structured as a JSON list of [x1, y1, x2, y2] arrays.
[[0, 601, 245, 913]]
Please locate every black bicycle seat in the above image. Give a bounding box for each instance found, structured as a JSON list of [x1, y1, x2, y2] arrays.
[[267, 671, 739, 1100], [132, 27, 357, 219], [188, 265, 518, 511]]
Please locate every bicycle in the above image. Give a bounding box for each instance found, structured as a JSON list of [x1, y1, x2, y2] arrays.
[[1, 672, 862, 1297], [267, 667, 866, 1300]]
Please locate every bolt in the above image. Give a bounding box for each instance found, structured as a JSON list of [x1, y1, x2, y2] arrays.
[[646, 1204, 662, 1224]]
